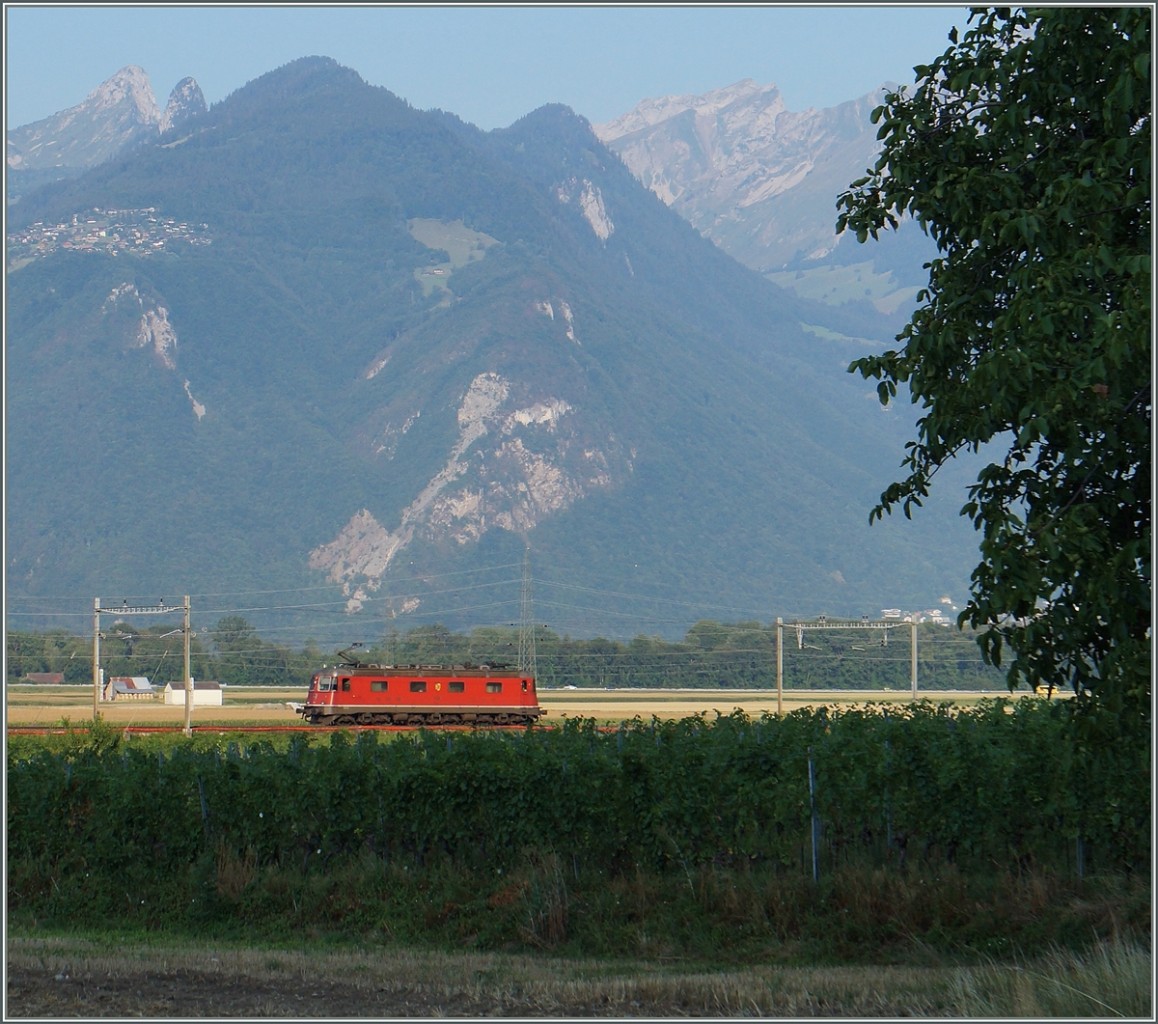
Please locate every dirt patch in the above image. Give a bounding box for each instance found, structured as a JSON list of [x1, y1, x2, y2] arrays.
[[5, 941, 619, 1017], [5, 964, 575, 1017], [5, 939, 680, 1017]]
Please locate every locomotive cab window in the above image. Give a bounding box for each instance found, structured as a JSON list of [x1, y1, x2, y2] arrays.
[[371, 680, 388, 692], [449, 681, 465, 693], [486, 681, 502, 693], [410, 680, 427, 693], [340, 677, 351, 692]]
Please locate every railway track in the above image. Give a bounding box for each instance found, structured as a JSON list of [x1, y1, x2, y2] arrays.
[[7, 722, 547, 736]]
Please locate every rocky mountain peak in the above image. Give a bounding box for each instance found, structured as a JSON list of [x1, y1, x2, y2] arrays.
[[593, 79, 914, 282], [86, 64, 161, 125], [7, 65, 203, 185], [596, 79, 785, 137], [160, 76, 208, 134]]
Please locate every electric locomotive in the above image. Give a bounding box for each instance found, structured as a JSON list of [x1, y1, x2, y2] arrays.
[[295, 647, 543, 726]]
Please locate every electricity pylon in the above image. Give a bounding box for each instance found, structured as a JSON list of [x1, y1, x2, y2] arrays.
[[517, 549, 537, 678]]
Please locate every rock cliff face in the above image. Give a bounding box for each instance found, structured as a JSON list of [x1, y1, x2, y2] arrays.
[[102, 282, 179, 370], [556, 178, 615, 242], [310, 369, 628, 613], [160, 77, 208, 135]]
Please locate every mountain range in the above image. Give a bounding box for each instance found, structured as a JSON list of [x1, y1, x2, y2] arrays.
[[4, 58, 981, 643]]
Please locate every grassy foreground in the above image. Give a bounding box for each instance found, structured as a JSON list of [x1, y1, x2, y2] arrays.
[[8, 698, 1148, 1016], [8, 851, 1152, 1016], [6, 930, 1150, 1017]]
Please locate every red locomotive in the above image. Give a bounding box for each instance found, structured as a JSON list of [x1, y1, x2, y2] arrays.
[[295, 647, 543, 726]]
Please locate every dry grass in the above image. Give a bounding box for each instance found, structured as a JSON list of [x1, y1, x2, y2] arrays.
[[10, 933, 1148, 1017], [11, 931, 1148, 1019], [950, 941, 1153, 1018], [0, 934, 984, 1016]]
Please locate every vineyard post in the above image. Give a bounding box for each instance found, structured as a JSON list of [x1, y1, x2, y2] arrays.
[[883, 719, 893, 850], [808, 747, 820, 882]]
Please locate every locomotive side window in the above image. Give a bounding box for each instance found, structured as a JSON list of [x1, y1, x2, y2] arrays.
[[340, 677, 351, 692], [449, 681, 465, 693], [486, 681, 502, 693], [370, 680, 388, 692], [410, 680, 427, 693]]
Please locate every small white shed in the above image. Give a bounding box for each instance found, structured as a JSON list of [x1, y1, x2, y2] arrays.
[[163, 680, 223, 706]]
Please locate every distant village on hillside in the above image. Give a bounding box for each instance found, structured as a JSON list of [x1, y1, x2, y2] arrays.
[[885, 606, 954, 625], [6, 206, 212, 269]]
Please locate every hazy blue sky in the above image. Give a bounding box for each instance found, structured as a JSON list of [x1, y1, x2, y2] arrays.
[[5, 4, 971, 131]]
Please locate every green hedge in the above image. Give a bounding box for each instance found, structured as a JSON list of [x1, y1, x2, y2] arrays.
[[9, 700, 1149, 891]]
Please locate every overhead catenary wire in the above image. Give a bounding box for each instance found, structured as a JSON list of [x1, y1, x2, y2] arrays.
[[7, 560, 967, 654]]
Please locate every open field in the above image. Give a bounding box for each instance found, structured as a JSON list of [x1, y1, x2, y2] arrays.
[[6, 684, 1018, 728], [8, 933, 1149, 1018]]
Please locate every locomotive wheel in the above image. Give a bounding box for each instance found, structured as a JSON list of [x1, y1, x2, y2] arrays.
[[333, 715, 356, 726], [356, 713, 376, 725]]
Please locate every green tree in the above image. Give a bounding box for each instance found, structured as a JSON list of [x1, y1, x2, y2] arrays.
[[6, 630, 51, 681], [835, 7, 1150, 732], [210, 615, 276, 685], [684, 620, 729, 651], [214, 615, 259, 649]]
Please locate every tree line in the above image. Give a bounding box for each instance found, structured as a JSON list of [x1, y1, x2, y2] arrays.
[[7, 616, 1009, 692]]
